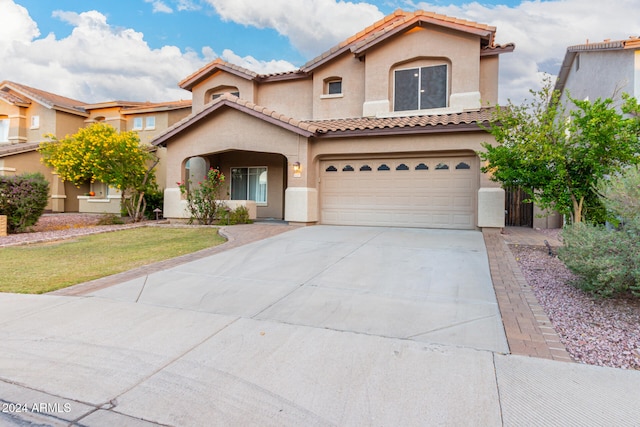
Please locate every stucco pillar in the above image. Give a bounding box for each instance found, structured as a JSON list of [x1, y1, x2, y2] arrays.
[[49, 173, 66, 212], [477, 187, 505, 228], [163, 187, 189, 219], [284, 187, 318, 223]]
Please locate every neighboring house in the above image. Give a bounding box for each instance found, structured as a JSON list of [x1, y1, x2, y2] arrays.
[[154, 9, 515, 230], [0, 80, 88, 212], [0, 80, 191, 213], [555, 36, 640, 106]]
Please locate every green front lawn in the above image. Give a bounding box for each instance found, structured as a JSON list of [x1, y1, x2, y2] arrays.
[[0, 227, 225, 294]]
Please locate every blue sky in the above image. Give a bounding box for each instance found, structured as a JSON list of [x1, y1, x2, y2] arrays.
[[2, 0, 639, 104]]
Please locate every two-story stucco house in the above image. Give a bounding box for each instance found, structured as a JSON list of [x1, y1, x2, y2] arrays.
[[555, 36, 640, 107], [154, 9, 515, 229], [0, 80, 191, 213], [0, 80, 88, 212]]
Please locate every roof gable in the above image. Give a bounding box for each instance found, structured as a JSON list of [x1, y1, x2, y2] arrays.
[[0, 81, 87, 116], [153, 94, 318, 146], [178, 9, 507, 91]]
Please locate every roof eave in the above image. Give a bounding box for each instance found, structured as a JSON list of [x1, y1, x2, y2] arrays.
[[313, 121, 489, 138], [153, 99, 315, 147], [352, 18, 495, 57]]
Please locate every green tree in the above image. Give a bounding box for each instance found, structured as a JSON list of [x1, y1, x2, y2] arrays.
[[479, 79, 640, 224], [39, 123, 159, 222]]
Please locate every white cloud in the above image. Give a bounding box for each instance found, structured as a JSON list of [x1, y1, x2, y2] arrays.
[[413, 0, 640, 103], [176, 0, 201, 11], [204, 0, 384, 57], [0, 0, 39, 43], [220, 49, 297, 74], [0, 5, 205, 102], [144, 0, 174, 14]]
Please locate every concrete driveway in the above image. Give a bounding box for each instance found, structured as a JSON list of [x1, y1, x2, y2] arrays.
[[1, 226, 639, 426]]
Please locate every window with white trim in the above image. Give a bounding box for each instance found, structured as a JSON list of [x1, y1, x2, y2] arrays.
[[326, 79, 342, 95], [145, 116, 155, 130], [231, 167, 267, 204], [30, 115, 40, 129], [394, 64, 448, 111], [133, 117, 143, 130]]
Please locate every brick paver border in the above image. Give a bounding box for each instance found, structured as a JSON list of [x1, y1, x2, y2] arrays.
[[483, 228, 572, 362]]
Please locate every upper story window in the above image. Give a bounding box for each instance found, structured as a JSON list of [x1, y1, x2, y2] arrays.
[[133, 117, 143, 130], [30, 115, 40, 129], [394, 64, 448, 111], [145, 116, 156, 130], [327, 79, 342, 95]]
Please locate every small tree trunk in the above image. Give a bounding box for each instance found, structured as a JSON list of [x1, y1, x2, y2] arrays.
[[571, 195, 584, 224]]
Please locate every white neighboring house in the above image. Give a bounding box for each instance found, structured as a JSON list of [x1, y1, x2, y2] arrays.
[[555, 37, 640, 107]]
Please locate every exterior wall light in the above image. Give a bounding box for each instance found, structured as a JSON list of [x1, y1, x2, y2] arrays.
[[293, 161, 301, 177]]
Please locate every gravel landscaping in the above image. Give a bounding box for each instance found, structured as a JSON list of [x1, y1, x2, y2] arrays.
[[3, 214, 639, 370], [511, 231, 640, 371]]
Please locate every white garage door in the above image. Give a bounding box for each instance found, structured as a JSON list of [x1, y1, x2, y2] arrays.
[[320, 157, 477, 229]]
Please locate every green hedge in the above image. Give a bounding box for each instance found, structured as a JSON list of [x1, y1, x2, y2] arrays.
[[0, 173, 50, 233]]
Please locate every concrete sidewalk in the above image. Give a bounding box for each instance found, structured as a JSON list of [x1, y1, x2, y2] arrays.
[[1, 225, 639, 426]]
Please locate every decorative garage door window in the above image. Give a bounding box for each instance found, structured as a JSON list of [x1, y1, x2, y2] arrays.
[[323, 161, 471, 174]]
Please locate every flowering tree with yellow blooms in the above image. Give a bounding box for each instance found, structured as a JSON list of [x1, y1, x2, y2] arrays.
[[39, 123, 159, 222]]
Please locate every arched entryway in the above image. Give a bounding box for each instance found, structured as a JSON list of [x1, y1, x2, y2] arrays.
[[183, 150, 288, 220]]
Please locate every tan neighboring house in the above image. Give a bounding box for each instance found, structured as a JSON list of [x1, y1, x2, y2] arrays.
[[0, 80, 191, 214], [154, 9, 515, 230], [0, 80, 88, 212]]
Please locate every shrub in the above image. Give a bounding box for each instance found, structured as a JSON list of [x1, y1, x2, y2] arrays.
[[559, 166, 640, 297], [559, 223, 640, 297], [178, 168, 225, 225], [230, 205, 251, 225], [216, 205, 252, 225], [96, 213, 125, 225], [144, 186, 164, 219], [0, 173, 50, 233]]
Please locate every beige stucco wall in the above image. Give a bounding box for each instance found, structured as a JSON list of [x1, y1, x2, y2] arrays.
[[191, 72, 257, 113], [257, 78, 313, 120], [479, 55, 500, 105], [310, 53, 366, 120]]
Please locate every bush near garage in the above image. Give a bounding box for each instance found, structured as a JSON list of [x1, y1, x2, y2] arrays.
[[560, 166, 640, 297], [0, 172, 49, 233]]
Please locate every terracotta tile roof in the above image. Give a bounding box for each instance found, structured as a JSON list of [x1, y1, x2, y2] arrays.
[[120, 100, 192, 114], [0, 88, 31, 106], [152, 94, 318, 146], [179, 9, 506, 89], [0, 142, 41, 157], [152, 93, 494, 146], [0, 81, 87, 116], [304, 108, 495, 136]]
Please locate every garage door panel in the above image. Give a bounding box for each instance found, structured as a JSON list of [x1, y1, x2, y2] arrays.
[[320, 157, 477, 229]]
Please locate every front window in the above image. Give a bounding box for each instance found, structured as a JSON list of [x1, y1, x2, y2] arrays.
[[30, 115, 40, 129], [394, 64, 447, 111], [231, 167, 267, 204], [327, 79, 342, 95], [133, 117, 143, 130]]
